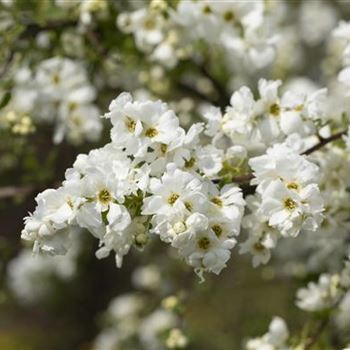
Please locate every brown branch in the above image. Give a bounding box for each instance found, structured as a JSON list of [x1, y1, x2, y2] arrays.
[[230, 173, 254, 184], [85, 30, 108, 56], [0, 50, 15, 80], [196, 62, 230, 107], [302, 130, 347, 155]]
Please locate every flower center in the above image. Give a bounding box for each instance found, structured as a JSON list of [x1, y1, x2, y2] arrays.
[[52, 73, 60, 85], [98, 188, 112, 204], [197, 237, 211, 250], [167, 192, 180, 206], [125, 117, 136, 133], [211, 224, 223, 237], [184, 157, 196, 169], [173, 221, 186, 234], [145, 127, 158, 138], [254, 242, 265, 252], [71, 115, 82, 126], [223, 11, 235, 22], [160, 143, 168, 155], [287, 182, 299, 190], [269, 103, 280, 116], [202, 5, 212, 14], [68, 102, 78, 112], [211, 196, 223, 207], [284, 197, 296, 211], [143, 18, 155, 30]]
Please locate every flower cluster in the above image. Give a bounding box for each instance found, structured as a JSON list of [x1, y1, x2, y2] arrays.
[[22, 92, 245, 279], [333, 21, 350, 90], [54, 0, 108, 26], [93, 293, 187, 350], [1, 57, 102, 144], [296, 257, 350, 312], [204, 78, 327, 150], [239, 142, 324, 267], [250, 143, 323, 237], [117, 0, 280, 69]]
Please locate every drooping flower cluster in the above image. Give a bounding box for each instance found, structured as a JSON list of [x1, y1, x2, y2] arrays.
[[1, 57, 102, 144], [21, 92, 245, 278]]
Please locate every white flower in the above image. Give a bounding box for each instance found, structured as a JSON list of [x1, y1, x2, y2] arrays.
[[7, 244, 79, 304], [343, 126, 350, 150], [11, 57, 102, 144], [250, 143, 323, 237], [108, 293, 144, 321], [138, 309, 177, 350], [222, 86, 258, 144], [246, 316, 290, 350], [207, 183, 245, 229], [142, 164, 206, 217], [298, 0, 337, 46], [240, 195, 279, 267], [296, 274, 341, 312], [35, 57, 88, 102], [166, 328, 188, 349], [21, 187, 81, 255], [131, 265, 161, 291], [250, 143, 320, 189], [117, 8, 164, 51], [260, 180, 323, 237], [105, 93, 183, 158], [172, 216, 237, 278]]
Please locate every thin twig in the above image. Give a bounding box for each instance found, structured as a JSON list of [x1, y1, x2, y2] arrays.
[[196, 62, 230, 107], [0, 50, 15, 80], [0, 20, 77, 80], [304, 317, 330, 350], [0, 185, 34, 199], [302, 130, 347, 155], [304, 292, 347, 350], [177, 81, 219, 106]]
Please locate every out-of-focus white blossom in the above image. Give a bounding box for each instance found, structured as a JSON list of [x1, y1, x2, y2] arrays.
[[93, 291, 186, 350], [296, 274, 341, 312], [7, 234, 80, 303], [3, 58, 102, 144], [245, 316, 290, 350], [298, 0, 338, 46], [132, 264, 161, 291]]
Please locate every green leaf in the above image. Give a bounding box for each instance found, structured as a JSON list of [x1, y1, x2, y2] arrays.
[[0, 91, 11, 110]]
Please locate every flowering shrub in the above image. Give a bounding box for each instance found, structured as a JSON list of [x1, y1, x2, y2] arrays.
[[1, 0, 350, 349]]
